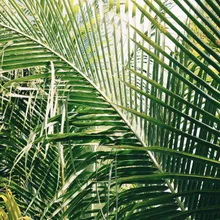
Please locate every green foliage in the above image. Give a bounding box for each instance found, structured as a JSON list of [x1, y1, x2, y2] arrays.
[[0, 0, 219, 219], [0, 188, 31, 220]]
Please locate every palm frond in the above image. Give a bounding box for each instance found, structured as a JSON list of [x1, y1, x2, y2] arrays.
[[0, 0, 219, 219]]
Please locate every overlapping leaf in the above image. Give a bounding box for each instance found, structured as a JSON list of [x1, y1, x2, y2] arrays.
[[0, 0, 220, 219]]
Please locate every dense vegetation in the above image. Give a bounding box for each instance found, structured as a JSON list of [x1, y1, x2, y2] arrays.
[[0, 0, 219, 219]]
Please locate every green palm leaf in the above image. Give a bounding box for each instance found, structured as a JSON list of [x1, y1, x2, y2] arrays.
[[0, 0, 219, 219]]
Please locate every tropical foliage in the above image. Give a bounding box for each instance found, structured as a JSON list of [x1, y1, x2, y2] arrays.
[[0, 188, 31, 220], [0, 0, 219, 219]]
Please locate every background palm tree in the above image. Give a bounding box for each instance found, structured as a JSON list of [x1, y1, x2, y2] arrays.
[[0, 0, 219, 219]]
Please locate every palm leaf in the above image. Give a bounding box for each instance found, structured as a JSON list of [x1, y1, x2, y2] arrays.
[[0, 0, 219, 219]]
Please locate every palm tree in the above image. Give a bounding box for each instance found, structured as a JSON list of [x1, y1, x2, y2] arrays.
[[0, 0, 219, 219]]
